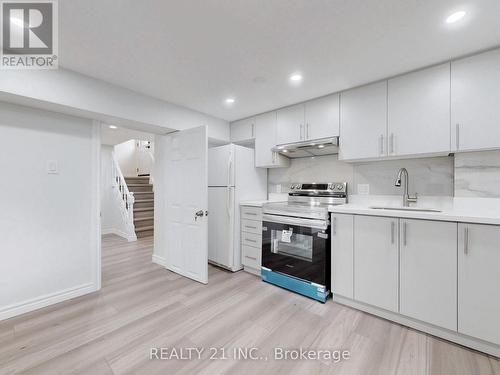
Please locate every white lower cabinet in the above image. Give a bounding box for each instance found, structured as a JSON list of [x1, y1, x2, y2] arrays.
[[354, 215, 399, 312], [458, 223, 500, 345], [400, 219, 457, 330], [331, 213, 354, 298], [240, 205, 262, 275]]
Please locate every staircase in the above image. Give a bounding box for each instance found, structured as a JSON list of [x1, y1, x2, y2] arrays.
[[125, 177, 154, 238]]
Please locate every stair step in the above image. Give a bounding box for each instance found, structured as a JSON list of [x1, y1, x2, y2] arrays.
[[125, 177, 150, 185], [134, 199, 154, 203], [134, 216, 154, 222], [134, 207, 154, 212], [128, 184, 153, 187], [135, 225, 154, 231]]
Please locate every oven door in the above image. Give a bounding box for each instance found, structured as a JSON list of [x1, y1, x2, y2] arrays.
[[262, 214, 330, 286]]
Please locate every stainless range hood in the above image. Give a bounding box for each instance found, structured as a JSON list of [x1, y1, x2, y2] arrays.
[[271, 137, 339, 158]]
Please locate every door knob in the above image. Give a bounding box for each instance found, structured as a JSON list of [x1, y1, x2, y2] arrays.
[[195, 210, 204, 221]]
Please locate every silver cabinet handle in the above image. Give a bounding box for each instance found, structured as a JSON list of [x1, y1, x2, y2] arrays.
[[379, 135, 384, 155], [402, 221, 407, 246], [391, 221, 395, 244], [246, 238, 258, 243], [389, 133, 395, 155], [245, 255, 257, 261], [456, 123, 460, 150], [245, 212, 257, 216], [332, 217, 337, 235], [464, 226, 469, 255], [245, 225, 257, 229], [306, 123, 310, 140]]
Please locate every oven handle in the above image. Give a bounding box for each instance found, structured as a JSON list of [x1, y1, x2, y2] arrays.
[[262, 214, 329, 230]]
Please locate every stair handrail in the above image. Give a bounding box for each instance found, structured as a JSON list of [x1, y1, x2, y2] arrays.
[[111, 152, 136, 235]]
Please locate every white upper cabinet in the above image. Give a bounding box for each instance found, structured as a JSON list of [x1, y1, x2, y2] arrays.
[[254, 111, 290, 168], [400, 219, 457, 331], [459, 223, 500, 345], [276, 104, 305, 145], [230, 117, 255, 144], [388, 63, 451, 157], [451, 49, 500, 152], [339, 81, 388, 161], [304, 94, 340, 140], [354, 215, 399, 312], [331, 213, 354, 299]]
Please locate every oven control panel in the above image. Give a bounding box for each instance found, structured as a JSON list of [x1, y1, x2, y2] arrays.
[[289, 182, 347, 194]]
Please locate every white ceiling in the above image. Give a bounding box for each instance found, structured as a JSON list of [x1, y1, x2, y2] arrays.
[[100, 124, 155, 146], [59, 0, 500, 122]]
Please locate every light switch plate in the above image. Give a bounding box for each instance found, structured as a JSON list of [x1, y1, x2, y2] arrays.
[[47, 160, 58, 174], [357, 184, 370, 195]]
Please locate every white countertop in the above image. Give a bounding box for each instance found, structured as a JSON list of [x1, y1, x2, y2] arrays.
[[328, 197, 500, 225], [239, 200, 270, 207]]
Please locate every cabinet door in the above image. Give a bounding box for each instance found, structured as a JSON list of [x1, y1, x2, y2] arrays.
[[254, 112, 290, 168], [305, 94, 339, 140], [459, 223, 500, 345], [339, 81, 388, 161], [451, 49, 500, 152], [400, 219, 457, 330], [388, 63, 450, 156], [276, 104, 305, 145], [354, 216, 399, 312], [331, 214, 353, 298], [230, 117, 255, 143]]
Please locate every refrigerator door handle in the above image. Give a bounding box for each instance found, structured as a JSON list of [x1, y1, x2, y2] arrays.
[[227, 152, 233, 217]]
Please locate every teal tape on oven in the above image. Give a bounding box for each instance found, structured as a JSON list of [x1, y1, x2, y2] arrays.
[[261, 268, 329, 303]]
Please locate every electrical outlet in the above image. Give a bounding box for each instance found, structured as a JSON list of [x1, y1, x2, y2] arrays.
[[47, 160, 58, 174], [357, 184, 370, 195]]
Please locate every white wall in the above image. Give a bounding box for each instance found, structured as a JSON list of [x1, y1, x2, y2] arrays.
[[114, 140, 138, 177], [0, 102, 100, 320], [100, 145, 132, 238], [0, 68, 230, 141]]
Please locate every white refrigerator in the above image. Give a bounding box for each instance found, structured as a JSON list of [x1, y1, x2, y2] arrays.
[[208, 144, 267, 271]]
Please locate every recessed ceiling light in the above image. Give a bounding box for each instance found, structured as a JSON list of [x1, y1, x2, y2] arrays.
[[109, 125, 117, 129], [224, 98, 235, 104], [289, 73, 303, 82], [446, 10, 466, 24]]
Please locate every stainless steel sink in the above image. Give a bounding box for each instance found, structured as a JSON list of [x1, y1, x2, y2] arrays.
[[369, 206, 442, 213]]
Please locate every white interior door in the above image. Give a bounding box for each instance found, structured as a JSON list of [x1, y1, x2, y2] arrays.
[[161, 126, 208, 284], [136, 140, 153, 175]]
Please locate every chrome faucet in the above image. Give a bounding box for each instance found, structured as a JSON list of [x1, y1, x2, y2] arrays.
[[395, 168, 417, 207]]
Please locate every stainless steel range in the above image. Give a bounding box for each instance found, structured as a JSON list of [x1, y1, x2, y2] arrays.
[[261, 183, 347, 302]]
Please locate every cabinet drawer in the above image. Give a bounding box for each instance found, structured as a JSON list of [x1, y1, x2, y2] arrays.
[[241, 232, 262, 248], [242, 245, 261, 269], [241, 206, 262, 221], [241, 219, 262, 234]]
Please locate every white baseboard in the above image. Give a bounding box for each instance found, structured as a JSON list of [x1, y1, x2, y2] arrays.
[[0, 282, 98, 321], [152, 254, 167, 267], [101, 228, 137, 242]]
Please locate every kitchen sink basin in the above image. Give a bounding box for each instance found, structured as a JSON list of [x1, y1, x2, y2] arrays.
[[369, 206, 442, 213]]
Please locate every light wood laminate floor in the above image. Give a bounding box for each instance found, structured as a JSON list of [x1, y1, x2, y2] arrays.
[[1, 235, 499, 375]]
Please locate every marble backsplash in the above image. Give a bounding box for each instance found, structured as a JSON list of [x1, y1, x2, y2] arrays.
[[268, 154, 454, 196], [455, 150, 500, 198], [268, 150, 500, 198]]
